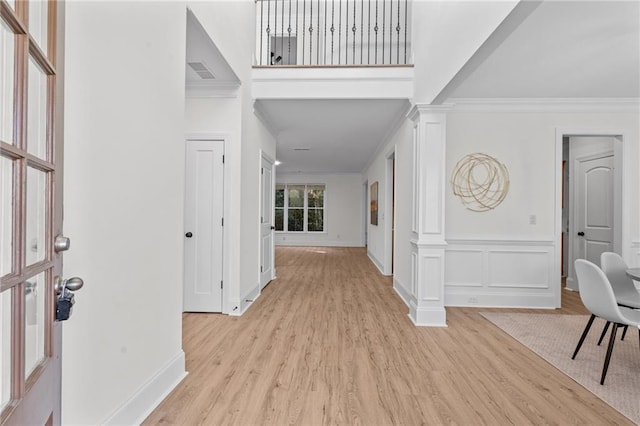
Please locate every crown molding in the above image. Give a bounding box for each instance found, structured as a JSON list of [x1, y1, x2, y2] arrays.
[[447, 98, 640, 113], [362, 99, 413, 173], [252, 100, 279, 137], [407, 103, 455, 122]]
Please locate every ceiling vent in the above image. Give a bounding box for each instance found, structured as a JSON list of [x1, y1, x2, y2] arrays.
[[187, 61, 216, 80], [293, 147, 311, 151]]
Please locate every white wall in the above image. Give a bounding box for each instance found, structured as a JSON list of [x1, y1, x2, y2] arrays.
[[364, 119, 414, 299], [275, 173, 363, 247], [63, 2, 186, 424], [445, 107, 639, 308]]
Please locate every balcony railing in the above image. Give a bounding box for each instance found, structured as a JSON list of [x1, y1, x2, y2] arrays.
[[256, 0, 411, 66]]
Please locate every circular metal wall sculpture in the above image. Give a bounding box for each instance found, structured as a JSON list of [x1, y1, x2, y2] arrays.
[[451, 153, 510, 212]]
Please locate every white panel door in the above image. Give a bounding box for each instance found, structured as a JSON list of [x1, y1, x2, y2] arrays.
[[576, 154, 614, 267], [183, 140, 224, 312], [260, 156, 274, 289]]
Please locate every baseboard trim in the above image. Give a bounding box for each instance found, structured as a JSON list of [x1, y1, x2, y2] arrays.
[[393, 277, 411, 308], [367, 250, 385, 274], [445, 292, 557, 309], [236, 283, 262, 315], [275, 241, 364, 247], [102, 350, 187, 425]]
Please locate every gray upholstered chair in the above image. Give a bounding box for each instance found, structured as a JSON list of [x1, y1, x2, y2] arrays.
[[572, 259, 640, 385]]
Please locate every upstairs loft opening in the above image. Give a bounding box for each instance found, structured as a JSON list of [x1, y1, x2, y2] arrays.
[[256, 0, 412, 67]]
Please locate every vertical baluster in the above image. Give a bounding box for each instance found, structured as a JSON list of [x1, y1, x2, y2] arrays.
[[404, 0, 407, 64], [374, 0, 378, 64], [360, 0, 364, 65], [331, 0, 335, 64], [309, 0, 313, 64], [302, 0, 306, 64], [368, 0, 371, 64], [338, 0, 342, 65], [281, 0, 285, 64], [396, 0, 400, 64], [317, 0, 320, 65], [260, 0, 264, 65], [288, 0, 292, 64], [267, 0, 272, 65], [324, 0, 328, 64], [296, 0, 299, 64], [275, 0, 278, 64], [345, 0, 349, 64], [352, 0, 356, 64], [389, 0, 392, 64], [381, 0, 385, 64]]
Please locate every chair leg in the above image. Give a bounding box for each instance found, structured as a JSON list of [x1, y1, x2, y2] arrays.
[[601, 323, 619, 385], [573, 314, 596, 360], [620, 324, 628, 341], [597, 321, 611, 346]]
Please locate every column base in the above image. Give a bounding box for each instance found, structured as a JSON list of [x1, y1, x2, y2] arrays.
[[408, 301, 447, 327]]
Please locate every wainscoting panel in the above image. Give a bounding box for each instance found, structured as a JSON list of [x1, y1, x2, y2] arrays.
[[488, 250, 551, 289], [445, 249, 483, 287], [445, 239, 556, 308], [421, 254, 443, 301]]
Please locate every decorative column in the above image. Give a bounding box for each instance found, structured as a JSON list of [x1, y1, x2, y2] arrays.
[[407, 104, 450, 326]]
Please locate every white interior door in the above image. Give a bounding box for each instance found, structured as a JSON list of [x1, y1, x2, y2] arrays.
[[575, 154, 614, 267], [183, 140, 224, 312], [260, 156, 274, 289]]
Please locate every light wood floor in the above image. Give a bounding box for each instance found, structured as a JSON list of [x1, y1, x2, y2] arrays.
[[144, 246, 632, 425]]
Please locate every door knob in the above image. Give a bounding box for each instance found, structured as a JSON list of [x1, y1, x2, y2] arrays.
[[54, 276, 84, 294], [577, 231, 585, 236], [185, 232, 193, 238], [270, 226, 275, 230], [54, 235, 71, 253]]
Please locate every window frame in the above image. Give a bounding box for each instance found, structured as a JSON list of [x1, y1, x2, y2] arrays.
[[275, 183, 326, 233]]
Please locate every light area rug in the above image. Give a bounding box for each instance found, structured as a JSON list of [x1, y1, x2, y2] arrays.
[[481, 313, 639, 425]]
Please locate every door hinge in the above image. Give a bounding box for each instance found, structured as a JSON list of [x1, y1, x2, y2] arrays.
[[222, 155, 225, 164], [221, 280, 223, 289], [260, 266, 263, 273], [261, 167, 264, 175], [221, 218, 224, 226]]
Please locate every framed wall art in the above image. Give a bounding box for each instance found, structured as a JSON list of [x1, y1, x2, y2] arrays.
[[370, 181, 378, 225]]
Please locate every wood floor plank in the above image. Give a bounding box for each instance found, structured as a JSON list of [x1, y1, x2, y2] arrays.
[[144, 246, 633, 425]]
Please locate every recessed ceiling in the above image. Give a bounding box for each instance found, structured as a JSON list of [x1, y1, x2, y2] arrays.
[[256, 99, 410, 174], [444, 0, 640, 100]]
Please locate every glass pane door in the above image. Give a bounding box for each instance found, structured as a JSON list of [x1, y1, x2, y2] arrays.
[[0, 1, 59, 422]]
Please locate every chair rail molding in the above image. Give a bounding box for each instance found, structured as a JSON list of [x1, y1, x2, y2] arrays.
[[406, 104, 452, 327]]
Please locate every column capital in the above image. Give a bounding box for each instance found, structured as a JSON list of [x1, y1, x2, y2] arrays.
[[408, 103, 454, 122]]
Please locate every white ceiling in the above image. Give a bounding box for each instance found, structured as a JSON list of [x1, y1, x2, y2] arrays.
[[186, 1, 640, 174], [256, 99, 410, 173], [444, 0, 640, 100]]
